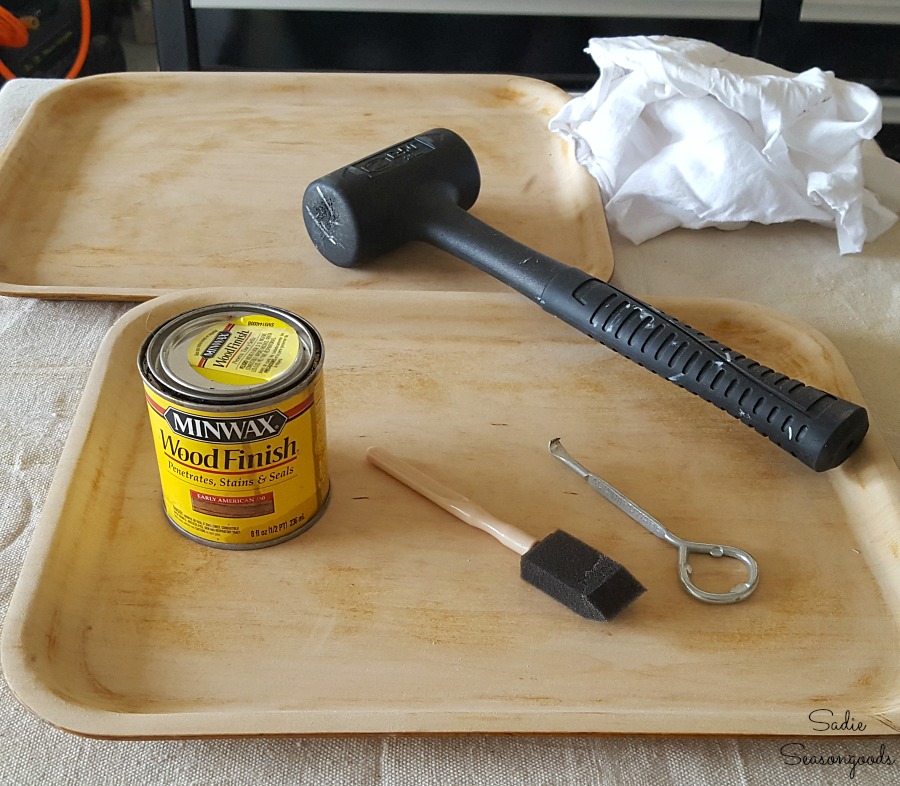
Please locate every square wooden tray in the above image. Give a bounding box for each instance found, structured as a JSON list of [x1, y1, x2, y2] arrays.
[[3, 287, 899, 738], [0, 72, 612, 300]]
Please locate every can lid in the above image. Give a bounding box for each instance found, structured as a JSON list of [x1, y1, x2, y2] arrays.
[[141, 304, 321, 404]]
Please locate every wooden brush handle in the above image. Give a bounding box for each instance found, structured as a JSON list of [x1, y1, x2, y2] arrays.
[[366, 447, 537, 555]]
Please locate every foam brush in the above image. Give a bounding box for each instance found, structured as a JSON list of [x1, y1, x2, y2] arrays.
[[367, 447, 645, 622]]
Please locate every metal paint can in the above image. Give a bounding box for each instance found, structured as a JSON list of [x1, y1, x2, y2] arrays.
[[138, 303, 330, 549]]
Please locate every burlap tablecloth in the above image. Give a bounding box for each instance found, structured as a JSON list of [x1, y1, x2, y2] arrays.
[[1, 77, 898, 786]]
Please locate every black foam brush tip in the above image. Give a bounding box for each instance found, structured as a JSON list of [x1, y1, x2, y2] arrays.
[[520, 530, 646, 621]]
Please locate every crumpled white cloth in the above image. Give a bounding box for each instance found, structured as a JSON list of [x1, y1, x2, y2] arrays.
[[550, 36, 900, 254]]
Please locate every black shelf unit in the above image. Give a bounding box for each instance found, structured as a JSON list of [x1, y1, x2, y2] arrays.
[[148, 0, 899, 159]]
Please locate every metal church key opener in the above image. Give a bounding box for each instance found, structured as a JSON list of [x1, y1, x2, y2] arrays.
[[549, 439, 759, 605]]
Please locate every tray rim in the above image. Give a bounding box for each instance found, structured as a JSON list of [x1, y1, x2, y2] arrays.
[[0, 71, 613, 301], [3, 287, 900, 738]]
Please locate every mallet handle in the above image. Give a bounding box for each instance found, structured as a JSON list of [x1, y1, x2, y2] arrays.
[[421, 205, 868, 472]]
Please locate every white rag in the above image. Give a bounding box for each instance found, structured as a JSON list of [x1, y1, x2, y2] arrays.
[[549, 36, 900, 255]]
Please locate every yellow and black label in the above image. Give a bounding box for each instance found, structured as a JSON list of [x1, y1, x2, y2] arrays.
[[188, 313, 302, 387], [143, 372, 329, 548]]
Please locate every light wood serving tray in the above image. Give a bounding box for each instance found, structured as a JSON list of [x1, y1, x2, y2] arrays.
[[3, 287, 900, 738], [0, 72, 611, 300]]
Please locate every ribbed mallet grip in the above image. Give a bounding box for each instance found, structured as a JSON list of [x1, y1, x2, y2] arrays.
[[540, 267, 868, 472]]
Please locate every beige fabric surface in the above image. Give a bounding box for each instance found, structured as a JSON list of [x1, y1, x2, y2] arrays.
[[1, 78, 899, 785]]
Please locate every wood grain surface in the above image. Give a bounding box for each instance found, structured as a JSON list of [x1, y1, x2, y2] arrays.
[[3, 287, 899, 738], [0, 72, 612, 300]]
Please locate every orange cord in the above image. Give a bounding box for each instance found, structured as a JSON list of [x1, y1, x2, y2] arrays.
[[0, 0, 91, 81], [0, 7, 29, 48]]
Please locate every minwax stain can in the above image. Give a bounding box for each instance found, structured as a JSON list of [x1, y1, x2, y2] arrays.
[[138, 303, 330, 549]]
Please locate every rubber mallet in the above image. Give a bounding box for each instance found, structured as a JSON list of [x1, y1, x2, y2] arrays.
[[303, 129, 868, 472]]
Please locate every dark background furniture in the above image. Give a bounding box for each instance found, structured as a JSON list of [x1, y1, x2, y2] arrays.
[[151, 1, 897, 91], [149, 1, 899, 158]]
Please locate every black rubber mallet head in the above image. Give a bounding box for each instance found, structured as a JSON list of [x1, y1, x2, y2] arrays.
[[367, 446, 645, 622], [303, 129, 869, 472]]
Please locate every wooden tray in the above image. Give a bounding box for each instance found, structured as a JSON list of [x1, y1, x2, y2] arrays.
[[0, 72, 611, 300], [3, 287, 900, 738]]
